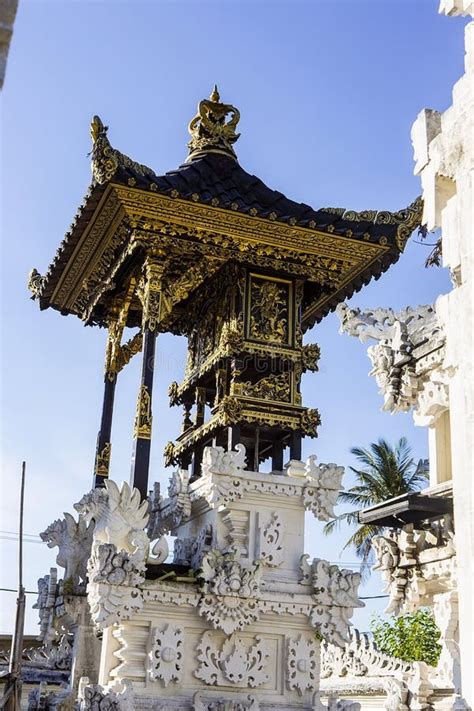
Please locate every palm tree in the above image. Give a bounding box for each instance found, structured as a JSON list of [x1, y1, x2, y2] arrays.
[[323, 437, 428, 573]]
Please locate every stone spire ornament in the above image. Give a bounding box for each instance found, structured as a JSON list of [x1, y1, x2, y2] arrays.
[[187, 85, 241, 161]]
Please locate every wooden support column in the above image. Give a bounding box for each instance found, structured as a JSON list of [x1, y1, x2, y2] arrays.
[[272, 439, 284, 472], [93, 372, 116, 488], [289, 431, 302, 461], [130, 258, 164, 499]]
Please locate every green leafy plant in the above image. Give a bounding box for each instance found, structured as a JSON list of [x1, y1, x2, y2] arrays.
[[323, 437, 428, 573], [371, 609, 442, 666]]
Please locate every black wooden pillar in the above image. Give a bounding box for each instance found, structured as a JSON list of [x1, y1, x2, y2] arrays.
[[289, 431, 302, 461], [93, 373, 116, 488], [130, 328, 157, 498], [130, 257, 163, 499]]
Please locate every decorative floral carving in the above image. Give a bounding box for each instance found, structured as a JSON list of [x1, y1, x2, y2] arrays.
[[194, 631, 269, 688], [300, 408, 321, 436], [198, 551, 261, 634], [233, 373, 291, 402], [258, 512, 284, 567], [301, 556, 363, 646], [301, 343, 321, 372], [87, 543, 144, 629], [219, 396, 243, 425], [249, 277, 288, 344], [75, 677, 134, 711], [40, 513, 93, 590], [148, 623, 183, 687], [302, 457, 344, 521], [193, 692, 260, 711], [202, 444, 247, 478], [287, 633, 319, 695], [337, 302, 447, 424]]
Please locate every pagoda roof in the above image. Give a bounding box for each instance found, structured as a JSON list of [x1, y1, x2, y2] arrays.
[[29, 91, 423, 328]]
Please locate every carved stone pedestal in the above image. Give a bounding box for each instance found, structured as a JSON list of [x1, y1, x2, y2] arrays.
[[79, 446, 362, 710]]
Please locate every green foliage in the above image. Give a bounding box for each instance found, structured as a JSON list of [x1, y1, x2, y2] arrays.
[[371, 609, 442, 666], [323, 437, 428, 573]]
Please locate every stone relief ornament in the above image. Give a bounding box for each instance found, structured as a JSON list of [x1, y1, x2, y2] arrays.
[[148, 623, 184, 687], [195, 631, 269, 688], [198, 550, 262, 634], [258, 512, 284, 567], [303, 457, 344, 521], [87, 543, 144, 629], [40, 513, 94, 589], [300, 556, 363, 646], [336, 302, 448, 425], [371, 521, 456, 616], [287, 633, 319, 695], [75, 479, 151, 567], [202, 444, 247, 477], [321, 627, 414, 680], [193, 692, 260, 711], [75, 677, 134, 711], [33, 568, 58, 643]]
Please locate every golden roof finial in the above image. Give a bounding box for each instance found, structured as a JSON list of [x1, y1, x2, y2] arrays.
[[210, 84, 220, 103], [187, 87, 240, 162]]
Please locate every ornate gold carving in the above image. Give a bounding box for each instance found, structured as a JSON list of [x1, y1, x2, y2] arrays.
[[300, 408, 321, 436], [188, 86, 240, 160], [27, 268, 45, 300], [164, 441, 177, 467], [95, 442, 111, 477], [90, 115, 156, 185], [301, 343, 320, 372], [219, 396, 243, 425], [104, 279, 138, 379], [249, 276, 289, 344], [232, 373, 291, 403], [142, 259, 165, 332], [134, 385, 152, 439]]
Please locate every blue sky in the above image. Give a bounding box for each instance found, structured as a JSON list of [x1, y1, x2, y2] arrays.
[[0, 0, 468, 635]]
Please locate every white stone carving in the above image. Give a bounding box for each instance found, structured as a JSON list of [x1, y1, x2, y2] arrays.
[[148, 623, 183, 687], [337, 302, 447, 423], [190, 524, 216, 570], [193, 691, 260, 711], [87, 543, 144, 629], [372, 521, 456, 615], [33, 568, 58, 642], [258, 511, 284, 567], [76, 677, 133, 710], [321, 628, 414, 679], [222, 509, 249, 558], [198, 550, 262, 634], [74, 480, 150, 567], [194, 631, 269, 688], [301, 556, 363, 646], [74, 480, 156, 629], [202, 444, 247, 477], [287, 632, 319, 695], [40, 512, 94, 589], [382, 678, 408, 711], [303, 457, 344, 521]]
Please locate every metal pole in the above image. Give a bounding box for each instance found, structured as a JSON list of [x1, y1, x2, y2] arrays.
[[2, 462, 26, 711]]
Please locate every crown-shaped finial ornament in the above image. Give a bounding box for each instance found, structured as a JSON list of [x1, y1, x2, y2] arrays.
[[187, 86, 241, 161]]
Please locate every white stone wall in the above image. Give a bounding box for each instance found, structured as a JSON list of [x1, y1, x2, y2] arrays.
[[411, 3, 473, 706]]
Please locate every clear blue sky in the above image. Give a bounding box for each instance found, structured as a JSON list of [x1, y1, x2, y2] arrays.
[[0, 0, 467, 635]]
